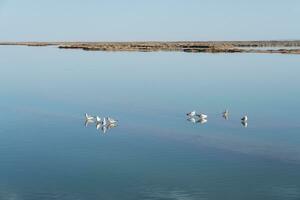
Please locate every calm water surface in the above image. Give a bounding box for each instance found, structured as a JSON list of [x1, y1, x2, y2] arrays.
[[0, 46, 300, 200]]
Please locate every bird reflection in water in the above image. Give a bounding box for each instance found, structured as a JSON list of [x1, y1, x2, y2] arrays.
[[97, 122, 118, 134], [187, 117, 207, 125], [196, 118, 207, 124], [187, 117, 207, 124], [241, 121, 248, 128], [85, 119, 94, 127], [187, 117, 196, 123]]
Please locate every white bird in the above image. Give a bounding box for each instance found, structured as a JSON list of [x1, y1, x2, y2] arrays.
[[186, 110, 196, 117], [107, 117, 117, 124], [96, 116, 102, 123], [85, 113, 94, 121], [241, 115, 248, 122], [102, 117, 107, 126], [222, 109, 229, 120], [107, 123, 117, 130], [196, 113, 208, 119], [187, 117, 196, 123]]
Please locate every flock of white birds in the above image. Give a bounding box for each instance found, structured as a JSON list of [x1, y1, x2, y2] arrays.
[[84, 113, 118, 134], [186, 110, 248, 127], [84, 110, 248, 135]]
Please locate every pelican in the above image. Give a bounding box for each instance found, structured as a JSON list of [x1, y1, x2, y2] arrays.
[[241, 115, 248, 122], [197, 118, 207, 124], [196, 113, 208, 119], [187, 117, 196, 123], [186, 110, 196, 117], [107, 117, 117, 124], [222, 109, 229, 120], [85, 113, 94, 121]]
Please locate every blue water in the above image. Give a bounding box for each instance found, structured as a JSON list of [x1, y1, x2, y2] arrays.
[[0, 46, 300, 200]]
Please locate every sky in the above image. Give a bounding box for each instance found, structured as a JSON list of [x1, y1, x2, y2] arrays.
[[0, 0, 299, 41]]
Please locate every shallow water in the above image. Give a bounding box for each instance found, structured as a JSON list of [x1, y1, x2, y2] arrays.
[[0, 46, 300, 200]]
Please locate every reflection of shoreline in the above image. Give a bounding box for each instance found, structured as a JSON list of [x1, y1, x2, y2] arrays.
[[1, 41, 300, 54]]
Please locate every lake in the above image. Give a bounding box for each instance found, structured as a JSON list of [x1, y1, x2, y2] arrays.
[[0, 46, 300, 200]]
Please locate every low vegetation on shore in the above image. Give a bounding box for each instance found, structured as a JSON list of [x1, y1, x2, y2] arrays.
[[1, 41, 300, 54]]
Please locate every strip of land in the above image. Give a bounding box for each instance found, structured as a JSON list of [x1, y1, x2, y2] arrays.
[[1, 41, 300, 54]]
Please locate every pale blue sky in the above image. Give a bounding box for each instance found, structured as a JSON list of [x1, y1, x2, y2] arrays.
[[0, 0, 299, 41]]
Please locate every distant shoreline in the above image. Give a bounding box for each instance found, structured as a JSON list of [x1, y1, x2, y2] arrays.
[[1, 40, 300, 54]]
